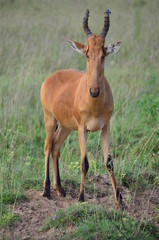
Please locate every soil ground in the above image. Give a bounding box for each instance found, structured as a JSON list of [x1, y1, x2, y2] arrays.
[[0, 174, 158, 240]]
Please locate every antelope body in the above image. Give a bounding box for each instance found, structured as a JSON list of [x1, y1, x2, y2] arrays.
[[41, 9, 123, 207]]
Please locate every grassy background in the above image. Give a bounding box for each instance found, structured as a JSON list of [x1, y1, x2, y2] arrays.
[[0, 0, 159, 238]]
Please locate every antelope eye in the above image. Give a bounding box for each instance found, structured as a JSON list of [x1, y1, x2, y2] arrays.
[[101, 55, 105, 60], [86, 54, 90, 59]]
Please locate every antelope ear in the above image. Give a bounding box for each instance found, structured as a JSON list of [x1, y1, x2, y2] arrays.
[[105, 41, 121, 55], [65, 39, 86, 55]]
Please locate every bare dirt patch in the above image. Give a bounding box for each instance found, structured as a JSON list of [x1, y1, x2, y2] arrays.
[[1, 175, 158, 240]]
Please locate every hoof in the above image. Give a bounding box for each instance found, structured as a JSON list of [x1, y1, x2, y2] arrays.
[[78, 197, 85, 202], [55, 186, 66, 197], [78, 190, 85, 202], [43, 183, 51, 199], [116, 188, 126, 210], [119, 196, 127, 210], [43, 188, 51, 199]]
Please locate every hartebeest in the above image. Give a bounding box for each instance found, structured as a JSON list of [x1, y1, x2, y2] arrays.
[[41, 9, 123, 208]]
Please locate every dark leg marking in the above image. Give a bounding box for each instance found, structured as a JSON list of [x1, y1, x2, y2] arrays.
[[55, 158, 66, 197], [116, 187, 126, 209], [79, 156, 89, 202], [106, 153, 114, 172], [78, 189, 84, 202], [116, 188, 122, 201], [43, 155, 51, 199], [82, 156, 89, 174], [57, 158, 61, 186]]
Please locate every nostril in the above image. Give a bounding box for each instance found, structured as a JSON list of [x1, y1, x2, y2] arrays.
[[89, 88, 100, 98]]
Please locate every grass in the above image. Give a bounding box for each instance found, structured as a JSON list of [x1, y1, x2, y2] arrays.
[[42, 203, 159, 240], [0, 212, 19, 228], [0, 0, 159, 238]]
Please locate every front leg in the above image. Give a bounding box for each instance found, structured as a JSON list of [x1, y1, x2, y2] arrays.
[[78, 126, 89, 202], [101, 125, 123, 209]]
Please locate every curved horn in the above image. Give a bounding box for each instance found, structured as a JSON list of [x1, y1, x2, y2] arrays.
[[100, 9, 111, 39], [83, 9, 93, 38]]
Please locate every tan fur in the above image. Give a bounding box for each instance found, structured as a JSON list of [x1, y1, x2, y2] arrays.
[[41, 35, 122, 208]]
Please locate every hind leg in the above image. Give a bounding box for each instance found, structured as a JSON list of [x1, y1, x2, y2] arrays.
[[43, 113, 57, 198], [51, 125, 70, 197]]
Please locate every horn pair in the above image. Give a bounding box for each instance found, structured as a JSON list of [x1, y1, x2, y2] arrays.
[[83, 9, 111, 39]]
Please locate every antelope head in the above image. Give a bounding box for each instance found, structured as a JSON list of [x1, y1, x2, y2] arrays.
[[66, 9, 121, 98]]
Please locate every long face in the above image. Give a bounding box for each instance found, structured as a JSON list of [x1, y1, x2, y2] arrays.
[[85, 35, 106, 98]]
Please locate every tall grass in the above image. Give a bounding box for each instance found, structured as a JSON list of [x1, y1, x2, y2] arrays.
[[0, 0, 159, 230]]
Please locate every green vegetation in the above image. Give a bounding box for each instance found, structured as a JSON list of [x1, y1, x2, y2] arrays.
[[0, 0, 158, 238], [42, 203, 158, 240], [0, 212, 19, 228]]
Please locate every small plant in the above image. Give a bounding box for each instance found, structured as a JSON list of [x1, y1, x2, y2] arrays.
[[2, 191, 26, 205], [68, 161, 80, 177], [87, 152, 97, 176], [154, 176, 159, 186], [0, 212, 19, 228]]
